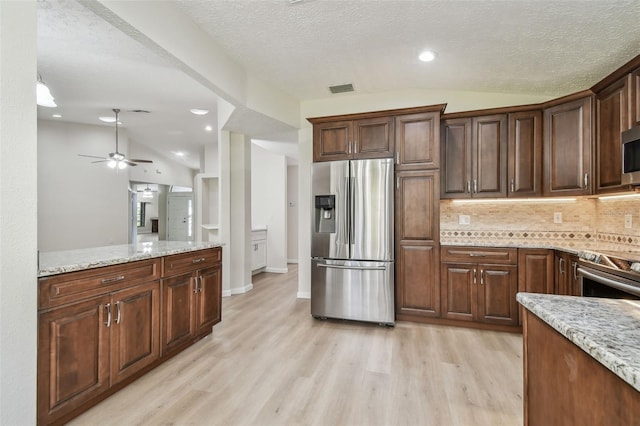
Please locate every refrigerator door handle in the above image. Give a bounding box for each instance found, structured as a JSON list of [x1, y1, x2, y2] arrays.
[[317, 263, 387, 271]]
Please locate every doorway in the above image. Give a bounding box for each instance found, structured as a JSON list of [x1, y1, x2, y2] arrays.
[[167, 192, 194, 241]]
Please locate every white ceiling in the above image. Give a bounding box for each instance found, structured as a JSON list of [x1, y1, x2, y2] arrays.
[[37, 0, 640, 169]]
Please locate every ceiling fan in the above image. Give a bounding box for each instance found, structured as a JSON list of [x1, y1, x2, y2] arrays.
[[79, 108, 153, 169]]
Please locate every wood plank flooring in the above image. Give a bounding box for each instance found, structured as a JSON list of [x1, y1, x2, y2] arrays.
[[69, 265, 523, 425]]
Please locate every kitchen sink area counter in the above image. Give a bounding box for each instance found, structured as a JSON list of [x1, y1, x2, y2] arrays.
[[38, 240, 222, 277], [518, 292, 640, 424]]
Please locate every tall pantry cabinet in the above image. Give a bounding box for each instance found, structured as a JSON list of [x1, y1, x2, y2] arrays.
[[394, 106, 445, 321]]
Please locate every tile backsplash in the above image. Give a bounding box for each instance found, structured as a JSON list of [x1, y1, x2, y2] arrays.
[[440, 197, 640, 252]]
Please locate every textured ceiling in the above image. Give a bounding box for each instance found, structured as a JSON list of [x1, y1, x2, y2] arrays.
[[176, 0, 640, 100], [38, 0, 640, 169]]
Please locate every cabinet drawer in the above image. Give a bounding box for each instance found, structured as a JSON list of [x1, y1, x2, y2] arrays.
[[163, 247, 221, 277], [441, 246, 517, 264], [39, 259, 161, 310]]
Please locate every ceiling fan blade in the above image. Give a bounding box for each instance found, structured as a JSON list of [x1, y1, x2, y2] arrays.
[[91, 160, 109, 164], [79, 154, 108, 160], [129, 159, 153, 164], [123, 160, 138, 167]]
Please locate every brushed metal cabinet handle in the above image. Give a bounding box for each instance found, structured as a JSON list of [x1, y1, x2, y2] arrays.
[[584, 173, 589, 189], [115, 301, 121, 324], [510, 178, 515, 193], [559, 257, 565, 274], [192, 257, 206, 264], [480, 270, 484, 285], [105, 303, 112, 327], [473, 268, 477, 284], [473, 179, 478, 194], [466, 180, 471, 193], [101, 275, 125, 284], [193, 277, 199, 294]]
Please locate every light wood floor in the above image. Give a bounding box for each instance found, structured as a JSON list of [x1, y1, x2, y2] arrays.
[[69, 265, 523, 425]]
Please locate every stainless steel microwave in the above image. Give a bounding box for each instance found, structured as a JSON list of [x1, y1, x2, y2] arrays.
[[622, 126, 640, 185]]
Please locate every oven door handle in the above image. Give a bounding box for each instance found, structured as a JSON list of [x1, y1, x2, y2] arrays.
[[577, 267, 640, 297]]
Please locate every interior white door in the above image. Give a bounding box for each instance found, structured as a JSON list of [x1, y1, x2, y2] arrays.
[[167, 193, 194, 241]]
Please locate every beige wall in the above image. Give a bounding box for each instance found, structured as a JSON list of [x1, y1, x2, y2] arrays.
[[441, 196, 640, 251]]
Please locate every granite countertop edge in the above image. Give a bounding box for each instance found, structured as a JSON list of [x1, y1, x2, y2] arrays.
[[517, 292, 640, 392], [440, 242, 581, 254], [38, 241, 223, 278]]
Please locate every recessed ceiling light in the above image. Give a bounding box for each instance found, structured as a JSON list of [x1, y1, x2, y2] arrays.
[[190, 108, 209, 116], [419, 50, 437, 62], [52, 114, 62, 118], [174, 151, 185, 157], [205, 125, 213, 132]]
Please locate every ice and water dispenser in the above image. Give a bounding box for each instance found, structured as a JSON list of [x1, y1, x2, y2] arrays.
[[314, 195, 335, 233]]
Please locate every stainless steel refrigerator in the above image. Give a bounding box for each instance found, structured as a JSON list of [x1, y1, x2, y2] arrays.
[[311, 158, 394, 325]]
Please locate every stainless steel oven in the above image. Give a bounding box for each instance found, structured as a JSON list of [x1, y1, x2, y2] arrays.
[[577, 251, 640, 300]]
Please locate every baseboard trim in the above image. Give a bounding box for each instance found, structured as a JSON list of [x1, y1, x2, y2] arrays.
[[287, 259, 299, 264], [297, 291, 311, 299], [266, 267, 288, 274], [222, 290, 232, 297], [230, 283, 253, 295]]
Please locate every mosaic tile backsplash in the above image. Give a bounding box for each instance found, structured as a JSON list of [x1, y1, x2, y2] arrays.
[[440, 197, 640, 252]]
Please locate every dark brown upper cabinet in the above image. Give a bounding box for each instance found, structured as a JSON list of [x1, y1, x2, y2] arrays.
[[543, 94, 593, 197], [394, 111, 440, 170], [508, 110, 542, 197], [441, 114, 507, 198], [595, 75, 632, 193], [311, 116, 393, 162]]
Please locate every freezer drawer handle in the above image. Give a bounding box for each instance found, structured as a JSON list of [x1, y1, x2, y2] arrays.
[[317, 263, 387, 271]]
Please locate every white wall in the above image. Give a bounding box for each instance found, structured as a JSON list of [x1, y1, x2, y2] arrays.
[[251, 144, 288, 273], [287, 165, 298, 263], [38, 120, 130, 251], [0, 2, 37, 424], [129, 142, 195, 188]]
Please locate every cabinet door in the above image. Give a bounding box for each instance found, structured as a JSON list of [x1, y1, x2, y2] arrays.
[[251, 240, 267, 271], [395, 112, 440, 170], [472, 114, 508, 197], [477, 265, 518, 326], [195, 265, 222, 337], [110, 281, 160, 385], [441, 263, 475, 322], [396, 244, 440, 317], [162, 272, 196, 355], [554, 252, 572, 296], [353, 116, 394, 159], [518, 249, 554, 294], [441, 118, 472, 198], [38, 295, 111, 425], [508, 110, 542, 197], [396, 170, 439, 243], [313, 120, 352, 162], [596, 77, 631, 193], [543, 96, 593, 196], [632, 68, 640, 126]]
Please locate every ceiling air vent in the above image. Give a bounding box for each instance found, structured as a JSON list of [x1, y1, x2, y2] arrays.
[[329, 83, 354, 94]]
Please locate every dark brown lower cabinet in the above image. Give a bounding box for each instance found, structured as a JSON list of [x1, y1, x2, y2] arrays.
[[38, 248, 222, 425], [441, 262, 518, 326], [523, 311, 640, 425], [38, 295, 111, 425], [396, 244, 440, 318], [555, 251, 580, 296], [162, 264, 222, 357]]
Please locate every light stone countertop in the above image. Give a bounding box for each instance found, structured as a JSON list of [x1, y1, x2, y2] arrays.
[[38, 241, 222, 277], [440, 242, 581, 255], [517, 292, 640, 392]]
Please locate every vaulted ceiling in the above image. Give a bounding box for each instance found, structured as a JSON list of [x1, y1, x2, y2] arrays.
[[37, 0, 640, 169]]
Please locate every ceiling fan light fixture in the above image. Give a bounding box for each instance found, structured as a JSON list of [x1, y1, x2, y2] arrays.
[[107, 159, 117, 169]]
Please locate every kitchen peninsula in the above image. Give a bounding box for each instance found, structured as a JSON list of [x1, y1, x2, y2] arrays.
[[518, 293, 640, 425], [37, 241, 222, 425]]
